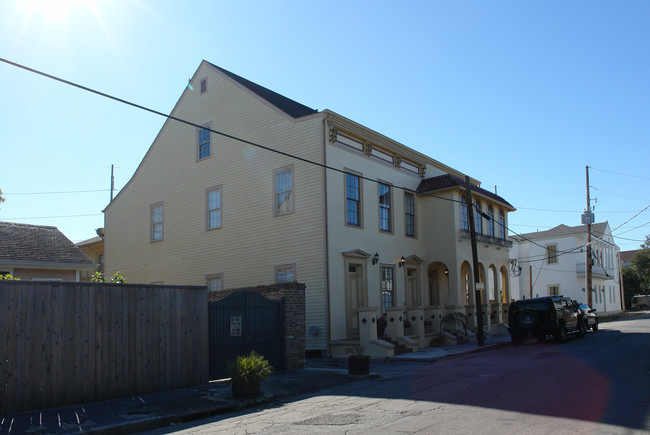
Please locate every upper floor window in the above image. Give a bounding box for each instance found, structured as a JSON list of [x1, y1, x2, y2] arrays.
[[274, 166, 294, 216], [206, 187, 222, 230], [151, 203, 163, 242], [345, 172, 361, 227], [460, 194, 469, 231], [207, 274, 223, 292], [487, 205, 495, 237], [404, 192, 416, 237], [198, 127, 211, 160], [474, 201, 483, 234], [498, 209, 506, 239], [546, 244, 558, 264], [275, 264, 296, 283], [379, 182, 392, 232]]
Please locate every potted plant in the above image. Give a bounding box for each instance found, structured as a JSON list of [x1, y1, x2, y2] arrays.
[[348, 345, 370, 375], [228, 350, 273, 399]]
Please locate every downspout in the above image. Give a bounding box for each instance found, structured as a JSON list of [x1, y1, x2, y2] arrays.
[[322, 113, 332, 357]]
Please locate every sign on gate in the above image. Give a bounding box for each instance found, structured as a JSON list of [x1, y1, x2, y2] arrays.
[[230, 316, 242, 336]]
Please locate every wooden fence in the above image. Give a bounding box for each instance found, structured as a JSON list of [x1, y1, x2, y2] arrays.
[[0, 281, 208, 415]]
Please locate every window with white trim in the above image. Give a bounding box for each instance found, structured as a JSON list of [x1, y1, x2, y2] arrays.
[[475, 201, 483, 234], [487, 205, 495, 237], [546, 244, 558, 264], [206, 274, 223, 292], [274, 166, 294, 216], [460, 194, 469, 231], [206, 187, 222, 230], [404, 192, 415, 237], [197, 127, 210, 160], [498, 209, 506, 239], [275, 264, 296, 283], [151, 203, 163, 242], [379, 182, 392, 232], [548, 284, 559, 296], [381, 265, 395, 315], [345, 172, 361, 227]]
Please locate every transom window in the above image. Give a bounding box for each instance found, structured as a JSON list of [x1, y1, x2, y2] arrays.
[[274, 166, 294, 216], [460, 194, 469, 231], [404, 192, 415, 237], [379, 182, 392, 232], [275, 264, 296, 283], [198, 127, 211, 160], [151, 203, 163, 242], [345, 173, 361, 227], [206, 187, 222, 229]]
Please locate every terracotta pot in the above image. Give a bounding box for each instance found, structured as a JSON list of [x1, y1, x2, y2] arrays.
[[348, 355, 370, 375], [231, 379, 261, 399]]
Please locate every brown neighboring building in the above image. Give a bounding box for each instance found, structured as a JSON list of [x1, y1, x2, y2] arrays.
[[0, 221, 96, 281]]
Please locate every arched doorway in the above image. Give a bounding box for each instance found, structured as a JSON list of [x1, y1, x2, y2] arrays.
[[500, 266, 509, 303], [488, 265, 498, 303]]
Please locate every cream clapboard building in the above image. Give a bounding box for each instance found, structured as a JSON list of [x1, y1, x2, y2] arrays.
[[104, 61, 516, 356]]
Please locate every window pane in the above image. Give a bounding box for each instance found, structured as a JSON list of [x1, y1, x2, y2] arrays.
[[346, 174, 360, 226], [198, 128, 210, 159], [460, 195, 468, 231], [152, 205, 163, 241], [379, 183, 391, 232], [381, 266, 394, 314], [276, 267, 294, 283], [207, 189, 221, 229], [275, 169, 293, 215], [405, 192, 415, 237]]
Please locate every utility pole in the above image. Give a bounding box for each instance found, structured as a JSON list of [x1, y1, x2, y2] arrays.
[[465, 176, 485, 346], [110, 164, 115, 202], [586, 166, 593, 306]]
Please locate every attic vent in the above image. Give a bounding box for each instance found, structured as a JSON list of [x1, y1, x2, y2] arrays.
[[200, 79, 207, 93]]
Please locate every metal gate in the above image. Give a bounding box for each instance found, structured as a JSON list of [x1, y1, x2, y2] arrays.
[[208, 291, 284, 380]]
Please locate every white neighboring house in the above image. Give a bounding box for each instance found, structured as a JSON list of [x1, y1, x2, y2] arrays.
[[510, 222, 623, 315]]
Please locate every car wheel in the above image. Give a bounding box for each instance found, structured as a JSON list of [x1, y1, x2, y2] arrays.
[[555, 323, 567, 343], [592, 321, 598, 332]]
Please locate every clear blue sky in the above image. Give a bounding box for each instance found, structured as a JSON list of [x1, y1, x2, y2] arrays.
[[1, 0, 649, 252]]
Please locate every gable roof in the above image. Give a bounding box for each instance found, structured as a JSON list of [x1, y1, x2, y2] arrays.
[[417, 174, 515, 210], [511, 222, 610, 242], [0, 221, 95, 267], [206, 62, 318, 118]]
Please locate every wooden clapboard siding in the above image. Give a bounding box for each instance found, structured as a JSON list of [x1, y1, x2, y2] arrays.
[[104, 61, 328, 350], [0, 281, 207, 415]]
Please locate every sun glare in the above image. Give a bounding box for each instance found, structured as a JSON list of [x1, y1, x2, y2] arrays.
[[19, 0, 106, 22]]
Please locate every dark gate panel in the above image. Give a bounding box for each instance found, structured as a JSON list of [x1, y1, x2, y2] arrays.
[[208, 291, 283, 379]]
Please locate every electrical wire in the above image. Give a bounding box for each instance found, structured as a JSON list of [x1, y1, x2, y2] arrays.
[[4, 189, 114, 195], [0, 56, 613, 254], [589, 166, 650, 181]]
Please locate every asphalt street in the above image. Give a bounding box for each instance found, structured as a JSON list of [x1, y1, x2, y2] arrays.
[[137, 313, 650, 434]]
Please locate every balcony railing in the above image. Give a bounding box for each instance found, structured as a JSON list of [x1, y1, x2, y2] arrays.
[[459, 230, 513, 248]]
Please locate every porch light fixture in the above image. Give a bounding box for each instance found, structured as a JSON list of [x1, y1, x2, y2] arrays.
[[444, 268, 449, 275], [372, 252, 380, 265], [398, 256, 406, 267]]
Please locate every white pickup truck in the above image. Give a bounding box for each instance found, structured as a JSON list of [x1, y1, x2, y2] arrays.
[[631, 294, 650, 309]]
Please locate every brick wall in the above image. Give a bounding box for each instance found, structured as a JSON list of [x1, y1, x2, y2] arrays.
[[208, 282, 306, 369]]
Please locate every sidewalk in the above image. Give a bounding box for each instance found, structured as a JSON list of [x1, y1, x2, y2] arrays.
[[0, 334, 511, 435]]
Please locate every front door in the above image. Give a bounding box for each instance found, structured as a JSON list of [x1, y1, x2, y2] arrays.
[[346, 263, 365, 336], [407, 268, 420, 307]]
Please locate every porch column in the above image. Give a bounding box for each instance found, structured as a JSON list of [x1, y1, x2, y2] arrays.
[[385, 306, 405, 338], [357, 307, 378, 346], [407, 307, 427, 348]]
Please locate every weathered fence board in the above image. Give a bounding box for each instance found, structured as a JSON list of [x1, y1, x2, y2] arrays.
[[0, 282, 208, 415]]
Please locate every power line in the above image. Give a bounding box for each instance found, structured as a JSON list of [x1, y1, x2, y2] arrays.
[[589, 166, 650, 181], [610, 204, 650, 233], [0, 56, 565, 252]]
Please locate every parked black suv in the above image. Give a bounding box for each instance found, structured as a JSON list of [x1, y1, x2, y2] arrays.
[[508, 296, 586, 345]]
